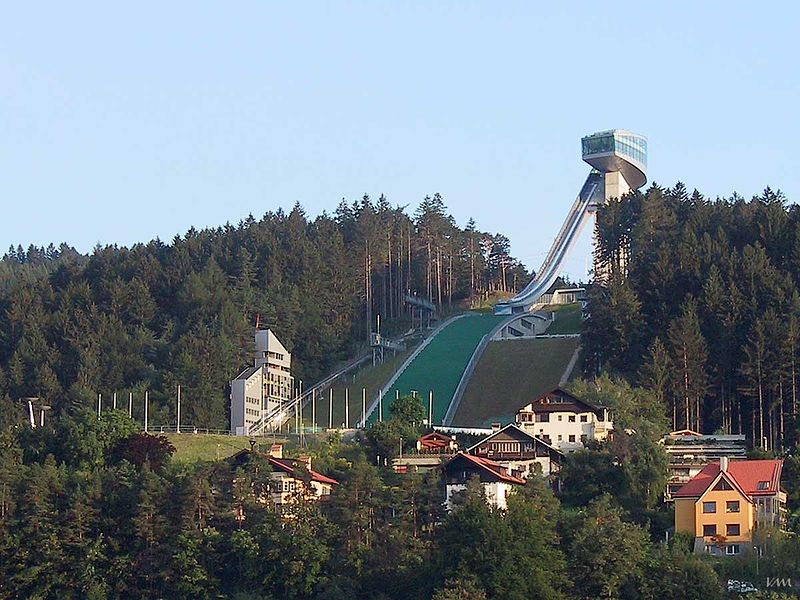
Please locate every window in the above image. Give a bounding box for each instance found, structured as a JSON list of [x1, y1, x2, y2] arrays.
[[757, 481, 769, 491], [580, 415, 588, 423], [726, 500, 740, 513], [726, 544, 740, 555], [557, 435, 563, 442], [703, 524, 716, 536], [558, 415, 563, 422], [536, 414, 550, 423], [568, 415, 576, 423], [702, 502, 716, 514], [726, 524, 740, 536], [542, 435, 552, 445], [714, 479, 733, 491], [569, 435, 576, 443]]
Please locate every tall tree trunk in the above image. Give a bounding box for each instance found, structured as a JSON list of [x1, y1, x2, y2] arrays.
[[469, 235, 475, 306], [426, 240, 432, 302], [436, 246, 443, 306], [683, 348, 690, 430]]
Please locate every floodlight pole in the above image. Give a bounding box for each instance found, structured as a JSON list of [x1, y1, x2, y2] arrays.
[[362, 387, 366, 428]]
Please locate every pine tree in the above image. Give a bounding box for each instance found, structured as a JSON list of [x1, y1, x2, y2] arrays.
[[667, 300, 708, 431]]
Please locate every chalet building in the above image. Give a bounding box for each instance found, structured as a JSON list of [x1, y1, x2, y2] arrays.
[[229, 444, 338, 507], [662, 429, 747, 500], [674, 458, 786, 556], [417, 431, 458, 454], [466, 423, 563, 478], [443, 452, 526, 510], [515, 388, 612, 452], [392, 432, 458, 473]]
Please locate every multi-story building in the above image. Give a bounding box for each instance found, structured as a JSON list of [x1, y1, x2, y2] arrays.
[[662, 429, 747, 499], [467, 423, 563, 478], [515, 388, 613, 452], [673, 457, 785, 556], [229, 444, 338, 509], [230, 329, 293, 435]]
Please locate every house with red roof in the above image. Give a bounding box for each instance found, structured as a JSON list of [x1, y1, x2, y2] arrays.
[[673, 457, 785, 556], [229, 444, 338, 508], [466, 423, 563, 479], [416, 431, 458, 454], [443, 452, 526, 510]]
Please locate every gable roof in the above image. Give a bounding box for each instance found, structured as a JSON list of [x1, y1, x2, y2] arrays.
[[466, 423, 563, 456], [233, 366, 261, 381], [419, 431, 455, 445], [519, 388, 607, 416], [268, 457, 339, 485], [445, 452, 526, 485], [669, 429, 703, 437], [673, 459, 783, 499], [228, 449, 338, 486]]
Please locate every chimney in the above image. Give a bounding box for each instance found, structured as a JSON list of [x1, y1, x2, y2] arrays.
[[720, 457, 729, 473], [491, 422, 501, 433], [268, 443, 283, 459], [298, 455, 312, 471]]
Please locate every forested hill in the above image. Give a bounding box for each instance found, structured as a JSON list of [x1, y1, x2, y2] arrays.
[[586, 183, 798, 451], [0, 194, 527, 429]]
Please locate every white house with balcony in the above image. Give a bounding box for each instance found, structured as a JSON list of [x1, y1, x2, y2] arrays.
[[515, 388, 612, 452]]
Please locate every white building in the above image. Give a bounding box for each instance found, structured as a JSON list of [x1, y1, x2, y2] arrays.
[[515, 388, 613, 452], [443, 452, 526, 510], [230, 329, 293, 435]]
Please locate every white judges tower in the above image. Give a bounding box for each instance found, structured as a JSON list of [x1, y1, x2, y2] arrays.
[[230, 329, 294, 435]]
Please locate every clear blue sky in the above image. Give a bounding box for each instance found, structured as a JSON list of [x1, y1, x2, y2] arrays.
[[2, 2, 798, 280]]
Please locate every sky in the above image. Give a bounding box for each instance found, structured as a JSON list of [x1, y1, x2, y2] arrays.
[[2, 2, 798, 280]]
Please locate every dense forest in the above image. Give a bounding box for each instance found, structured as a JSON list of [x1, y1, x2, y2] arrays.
[[3, 385, 791, 600], [586, 184, 799, 450], [0, 194, 526, 429]]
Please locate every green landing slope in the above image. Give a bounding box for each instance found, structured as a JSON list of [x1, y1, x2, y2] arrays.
[[451, 337, 580, 427], [379, 313, 506, 424]]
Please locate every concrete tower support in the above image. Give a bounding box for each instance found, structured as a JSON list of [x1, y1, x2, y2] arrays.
[[495, 130, 647, 315]]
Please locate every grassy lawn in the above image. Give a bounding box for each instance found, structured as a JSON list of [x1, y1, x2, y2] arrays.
[[301, 345, 416, 428], [542, 302, 583, 335], [451, 337, 580, 428], [165, 433, 257, 463]]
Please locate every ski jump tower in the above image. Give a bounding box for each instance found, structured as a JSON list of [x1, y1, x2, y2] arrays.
[[495, 130, 647, 315]]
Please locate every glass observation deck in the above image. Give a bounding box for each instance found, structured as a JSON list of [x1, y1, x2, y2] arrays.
[[582, 130, 647, 167], [581, 130, 647, 190]]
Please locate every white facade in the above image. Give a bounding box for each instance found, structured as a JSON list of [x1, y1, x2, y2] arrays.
[[445, 481, 515, 511], [230, 329, 293, 435], [515, 389, 612, 452]]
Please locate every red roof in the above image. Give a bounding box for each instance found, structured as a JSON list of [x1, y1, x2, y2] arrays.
[[447, 452, 526, 485], [419, 432, 455, 448], [268, 457, 339, 486], [673, 459, 782, 499]]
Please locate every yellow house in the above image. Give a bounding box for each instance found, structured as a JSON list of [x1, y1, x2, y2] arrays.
[[674, 457, 784, 556]]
